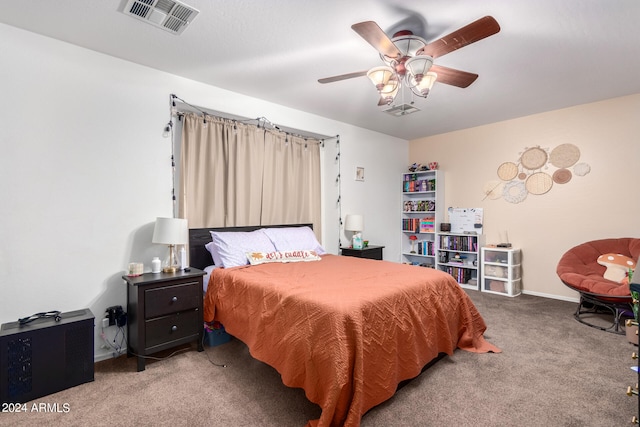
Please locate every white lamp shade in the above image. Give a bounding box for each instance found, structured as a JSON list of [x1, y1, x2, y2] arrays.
[[152, 217, 188, 245], [345, 214, 364, 232]]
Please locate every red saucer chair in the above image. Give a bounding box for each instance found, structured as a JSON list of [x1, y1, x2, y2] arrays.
[[556, 238, 640, 334]]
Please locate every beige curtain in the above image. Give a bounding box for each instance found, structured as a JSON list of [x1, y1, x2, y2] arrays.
[[179, 113, 321, 237]]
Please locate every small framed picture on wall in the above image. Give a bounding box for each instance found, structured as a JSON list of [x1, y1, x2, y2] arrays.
[[355, 166, 365, 181]]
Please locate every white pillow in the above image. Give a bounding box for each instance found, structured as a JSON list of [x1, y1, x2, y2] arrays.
[[207, 229, 277, 268], [246, 250, 321, 265], [262, 226, 326, 254]]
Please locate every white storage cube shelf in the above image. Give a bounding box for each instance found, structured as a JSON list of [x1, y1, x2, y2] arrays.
[[480, 247, 522, 297]]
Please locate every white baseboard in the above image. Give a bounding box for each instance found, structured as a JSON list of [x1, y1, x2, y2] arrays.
[[522, 289, 579, 303], [94, 349, 125, 363]]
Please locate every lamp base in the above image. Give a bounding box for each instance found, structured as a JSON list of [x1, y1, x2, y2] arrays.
[[162, 266, 179, 273]]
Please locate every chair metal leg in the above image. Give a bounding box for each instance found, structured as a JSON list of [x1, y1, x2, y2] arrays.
[[573, 293, 633, 335]]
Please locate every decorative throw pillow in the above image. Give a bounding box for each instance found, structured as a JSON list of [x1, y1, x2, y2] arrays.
[[596, 253, 636, 283], [246, 250, 321, 265]]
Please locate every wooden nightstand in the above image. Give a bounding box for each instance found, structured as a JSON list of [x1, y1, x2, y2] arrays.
[[341, 245, 385, 260], [123, 268, 205, 371]]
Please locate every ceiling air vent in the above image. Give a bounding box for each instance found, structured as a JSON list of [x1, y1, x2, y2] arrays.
[[123, 0, 199, 35], [383, 104, 421, 117]]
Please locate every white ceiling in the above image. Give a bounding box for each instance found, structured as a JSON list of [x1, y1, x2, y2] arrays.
[[2, 0, 640, 140]]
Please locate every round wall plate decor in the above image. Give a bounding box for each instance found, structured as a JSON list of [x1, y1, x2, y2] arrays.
[[573, 162, 591, 176], [497, 162, 518, 181], [525, 172, 553, 195], [549, 143, 580, 168], [552, 168, 572, 184], [503, 181, 527, 204], [520, 147, 548, 170]]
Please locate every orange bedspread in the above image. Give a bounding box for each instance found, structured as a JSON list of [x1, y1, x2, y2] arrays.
[[204, 254, 499, 427]]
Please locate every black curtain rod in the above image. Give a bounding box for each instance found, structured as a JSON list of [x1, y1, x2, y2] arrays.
[[170, 93, 338, 143]]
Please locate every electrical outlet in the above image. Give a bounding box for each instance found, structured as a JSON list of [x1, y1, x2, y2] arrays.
[[106, 305, 124, 326], [102, 317, 110, 328]]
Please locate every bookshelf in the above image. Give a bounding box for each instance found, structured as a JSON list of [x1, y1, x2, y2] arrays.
[[401, 170, 443, 268], [437, 232, 485, 290]]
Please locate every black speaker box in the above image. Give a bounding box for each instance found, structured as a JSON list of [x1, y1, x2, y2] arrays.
[[0, 309, 94, 404]]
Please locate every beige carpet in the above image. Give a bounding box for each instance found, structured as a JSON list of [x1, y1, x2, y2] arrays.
[[2, 291, 637, 427]]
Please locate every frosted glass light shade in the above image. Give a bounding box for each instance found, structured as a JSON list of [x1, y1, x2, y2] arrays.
[[379, 77, 399, 104], [405, 55, 434, 80], [367, 66, 394, 91], [345, 214, 364, 232], [410, 71, 438, 97]]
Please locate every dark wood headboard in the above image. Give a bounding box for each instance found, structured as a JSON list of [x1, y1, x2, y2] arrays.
[[189, 223, 313, 270]]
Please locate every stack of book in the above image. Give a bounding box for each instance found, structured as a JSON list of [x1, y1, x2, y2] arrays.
[[419, 218, 434, 233]]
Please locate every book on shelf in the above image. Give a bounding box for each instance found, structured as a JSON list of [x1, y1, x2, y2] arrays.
[[402, 218, 419, 232], [443, 266, 473, 284], [439, 234, 478, 252], [402, 176, 436, 193], [417, 240, 436, 256], [404, 218, 435, 233]]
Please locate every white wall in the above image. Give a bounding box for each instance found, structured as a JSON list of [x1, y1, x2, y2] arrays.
[[410, 94, 640, 301], [0, 24, 407, 361]]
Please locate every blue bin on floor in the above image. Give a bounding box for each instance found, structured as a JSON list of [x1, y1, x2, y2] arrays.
[[204, 325, 231, 347]]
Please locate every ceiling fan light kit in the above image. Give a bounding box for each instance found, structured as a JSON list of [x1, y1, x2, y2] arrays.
[[319, 16, 500, 111]]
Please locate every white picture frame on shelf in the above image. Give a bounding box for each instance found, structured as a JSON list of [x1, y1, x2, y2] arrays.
[[355, 166, 365, 181]]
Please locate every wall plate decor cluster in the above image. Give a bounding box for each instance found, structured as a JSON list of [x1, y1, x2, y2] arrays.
[[484, 143, 590, 203]]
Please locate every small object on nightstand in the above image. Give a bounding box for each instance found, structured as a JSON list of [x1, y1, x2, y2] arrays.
[[151, 257, 162, 273], [180, 246, 187, 270], [127, 262, 144, 277]]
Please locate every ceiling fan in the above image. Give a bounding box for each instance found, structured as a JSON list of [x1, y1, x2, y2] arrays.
[[318, 16, 500, 106]]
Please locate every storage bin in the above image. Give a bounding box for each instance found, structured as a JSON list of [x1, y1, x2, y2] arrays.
[[204, 324, 231, 347]]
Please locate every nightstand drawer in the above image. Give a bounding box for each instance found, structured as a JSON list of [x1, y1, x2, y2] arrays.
[[144, 282, 200, 318], [145, 310, 200, 350]]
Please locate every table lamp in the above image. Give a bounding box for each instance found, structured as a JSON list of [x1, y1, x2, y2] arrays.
[[152, 217, 188, 273], [345, 214, 364, 249]]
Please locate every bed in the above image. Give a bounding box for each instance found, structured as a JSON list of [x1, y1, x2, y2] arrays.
[[190, 224, 499, 427]]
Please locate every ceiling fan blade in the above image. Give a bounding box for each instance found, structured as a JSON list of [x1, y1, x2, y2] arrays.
[[318, 71, 368, 84], [430, 64, 478, 88], [351, 21, 402, 59], [421, 16, 500, 59]]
